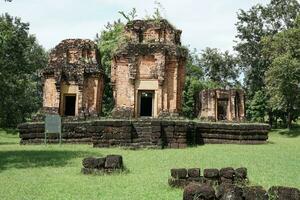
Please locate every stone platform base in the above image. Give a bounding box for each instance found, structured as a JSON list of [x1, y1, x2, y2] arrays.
[[18, 119, 270, 148]]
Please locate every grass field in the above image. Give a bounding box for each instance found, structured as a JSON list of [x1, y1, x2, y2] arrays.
[[0, 128, 299, 200]]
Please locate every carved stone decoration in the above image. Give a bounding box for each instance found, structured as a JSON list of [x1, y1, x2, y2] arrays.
[[128, 57, 137, 82], [154, 53, 166, 86]]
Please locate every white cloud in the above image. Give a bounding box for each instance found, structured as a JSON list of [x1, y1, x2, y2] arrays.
[[0, 0, 269, 51]]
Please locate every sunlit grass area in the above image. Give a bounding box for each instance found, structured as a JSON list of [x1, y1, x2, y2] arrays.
[[0, 128, 299, 200]]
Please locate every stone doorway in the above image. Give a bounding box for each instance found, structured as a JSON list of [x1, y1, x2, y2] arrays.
[[64, 95, 76, 116], [139, 91, 154, 117], [217, 99, 228, 120]]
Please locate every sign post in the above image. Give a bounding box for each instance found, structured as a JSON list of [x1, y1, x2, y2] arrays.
[[45, 114, 62, 145]]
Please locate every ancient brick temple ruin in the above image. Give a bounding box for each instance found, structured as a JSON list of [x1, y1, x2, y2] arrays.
[[198, 89, 245, 121], [42, 39, 104, 116], [18, 19, 270, 147], [111, 19, 187, 118]]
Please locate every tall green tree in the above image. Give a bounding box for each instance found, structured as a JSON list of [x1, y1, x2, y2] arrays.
[[235, 0, 299, 97], [182, 49, 204, 118], [200, 48, 239, 88], [96, 20, 125, 116], [263, 17, 300, 129], [235, 0, 299, 123], [248, 90, 268, 122], [0, 13, 47, 127]]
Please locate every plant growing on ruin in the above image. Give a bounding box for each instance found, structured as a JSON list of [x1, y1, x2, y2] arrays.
[[118, 8, 137, 22]]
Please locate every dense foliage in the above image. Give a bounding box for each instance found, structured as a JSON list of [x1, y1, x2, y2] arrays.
[[263, 17, 300, 129], [0, 14, 47, 127], [200, 48, 239, 88], [96, 20, 124, 116], [235, 0, 300, 126], [247, 90, 268, 123]]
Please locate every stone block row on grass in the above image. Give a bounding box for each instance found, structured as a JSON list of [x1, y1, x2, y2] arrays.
[[183, 183, 299, 200], [169, 167, 248, 188]]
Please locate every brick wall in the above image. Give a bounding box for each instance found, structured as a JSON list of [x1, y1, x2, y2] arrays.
[[18, 120, 270, 147]]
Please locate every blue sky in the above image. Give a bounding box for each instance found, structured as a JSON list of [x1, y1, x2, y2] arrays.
[[0, 0, 269, 51]]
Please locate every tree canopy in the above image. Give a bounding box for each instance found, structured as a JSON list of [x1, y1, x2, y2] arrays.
[[263, 16, 300, 128], [96, 20, 125, 116], [235, 0, 300, 97], [0, 13, 47, 127]]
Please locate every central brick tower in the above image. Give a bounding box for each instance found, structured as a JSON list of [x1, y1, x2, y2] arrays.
[[111, 19, 187, 118]]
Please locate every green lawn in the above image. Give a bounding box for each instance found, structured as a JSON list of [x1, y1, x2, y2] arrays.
[[0, 128, 299, 200]]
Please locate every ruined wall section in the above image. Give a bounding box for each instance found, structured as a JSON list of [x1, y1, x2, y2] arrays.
[[43, 78, 60, 114], [82, 76, 104, 116], [124, 19, 182, 45], [111, 57, 135, 118], [198, 89, 245, 122]]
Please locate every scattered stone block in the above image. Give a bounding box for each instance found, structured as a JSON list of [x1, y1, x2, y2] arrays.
[[268, 186, 300, 200], [188, 168, 200, 178], [243, 186, 268, 200], [204, 168, 219, 179], [82, 155, 124, 175], [216, 183, 243, 200], [94, 157, 106, 169], [105, 155, 123, 169], [220, 167, 235, 179], [235, 167, 247, 179], [171, 168, 187, 179], [183, 183, 216, 200], [82, 157, 97, 169], [177, 166, 297, 200]]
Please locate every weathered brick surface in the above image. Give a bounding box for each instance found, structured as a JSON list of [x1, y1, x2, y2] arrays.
[[81, 155, 123, 174], [111, 19, 187, 118], [171, 168, 187, 179], [188, 168, 200, 178], [18, 120, 270, 146], [183, 183, 216, 200], [179, 168, 297, 200], [243, 186, 269, 200], [268, 186, 300, 200], [198, 89, 245, 122], [42, 39, 104, 117]]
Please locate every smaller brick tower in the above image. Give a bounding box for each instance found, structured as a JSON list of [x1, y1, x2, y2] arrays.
[[111, 19, 187, 118], [42, 39, 104, 117], [198, 89, 245, 121]]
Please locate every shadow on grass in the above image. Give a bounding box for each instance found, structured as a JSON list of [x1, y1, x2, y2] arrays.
[[0, 150, 102, 171], [277, 125, 300, 138], [0, 141, 18, 145], [0, 128, 18, 135]]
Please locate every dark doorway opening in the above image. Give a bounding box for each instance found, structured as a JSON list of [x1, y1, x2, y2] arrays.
[[140, 91, 153, 117], [64, 95, 76, 116], [217, 99, 228, 120]]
